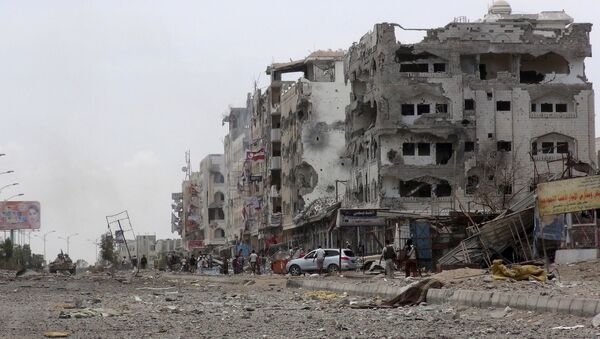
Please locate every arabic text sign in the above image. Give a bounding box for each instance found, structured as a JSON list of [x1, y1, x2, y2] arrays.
[[537, 175, 600, 216], [337, 209, 386, 227], [0, 201, 41, 230]]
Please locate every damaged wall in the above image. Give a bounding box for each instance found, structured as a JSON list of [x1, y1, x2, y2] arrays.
[[343, 4, 594, 214]]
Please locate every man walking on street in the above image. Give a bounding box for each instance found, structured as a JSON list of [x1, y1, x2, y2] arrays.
[[249, 250, 258, 274], [381, 240, 395, 278], [314, 245, 325, 275], [404, 239, 418, 278]]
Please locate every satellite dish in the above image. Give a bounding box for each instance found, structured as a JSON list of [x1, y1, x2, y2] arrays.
[[181, 166, 188, 172]]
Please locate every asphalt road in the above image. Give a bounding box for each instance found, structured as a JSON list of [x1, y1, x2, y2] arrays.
[[0, 271, 597, 338]]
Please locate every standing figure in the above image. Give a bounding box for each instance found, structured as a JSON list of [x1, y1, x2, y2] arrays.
[[140, 255, 148, 270], [314, 245, 325, 275], [249, 250, 258, 275], [404, 239, 417, 278], [381, 240, 395, 278]]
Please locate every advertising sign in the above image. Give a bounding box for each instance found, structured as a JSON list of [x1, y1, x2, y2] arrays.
[[337, 209, 386, 227], [0, 201, 41, 230], [188, 240, 204, 249], [114, 230, 125, 244], [537, 175, 600, 216]]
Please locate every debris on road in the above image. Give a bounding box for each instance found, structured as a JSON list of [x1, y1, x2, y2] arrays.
[[43, 331, 71, 338]]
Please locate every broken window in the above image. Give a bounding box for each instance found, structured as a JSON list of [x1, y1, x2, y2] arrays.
[[435, 104, 448, 114], [497, 141, 512, 152], [214, 172, 225, 183], [214, 192, 224, 202], [433, 63, 446, 72], [399, 180, 431, 198], [403, 143, 415, 156], [401, 104, 415, 116], [541, 142, 554, 154], [417, 143, 430, 156], [460, 55, 478, 75], [498, 184, 512, 195], [466, 176, 479, 195], [435, 143, 453, 165], [479, 53, 512, 80], [417, 104, 430, 115], [208, 208, 225, 221], [486, 92, 493, 100], [488, 133, 493, 139], [400, 63, 429, 72], [556, 142, 569, 154], [464, 99, 475, 111], [541, 103, 553, 113], [555, 104, 568, 113], [520, 52, 569, 84], [464, 141, 475, 152], [531, 142, 538, 155], [531, 103, 537, 112], [496, 101, 511, 111], [434, 180, 452, 197]]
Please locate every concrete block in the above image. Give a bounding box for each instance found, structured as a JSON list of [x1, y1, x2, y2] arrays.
[[516, 293, 529, 310], [526, 295, 540, 311], [508, 294, 521, 308], [555, 249, 599, 264], [498, 293, 511, 307], [569, 298, 585, 317], [458, 290, 470, 305], [557, 298, 573, 315], [535, 295, 550, 313], [582, 299, 599, 317], [546, 297, 560, 313], [469, 291, 483, 307], [490, 292, 502, 307], [479, 291, 493, 308]]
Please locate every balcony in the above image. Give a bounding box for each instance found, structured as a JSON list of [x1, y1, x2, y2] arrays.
[[271, 128, 281, 142], [271, 156, 281, 170]]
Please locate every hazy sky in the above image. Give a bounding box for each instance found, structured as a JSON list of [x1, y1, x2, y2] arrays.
[[0, 0, 597, 263]]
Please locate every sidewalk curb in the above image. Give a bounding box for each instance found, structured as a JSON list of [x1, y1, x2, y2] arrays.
[[286, 279, 600, 317], [286, 279, 411, 300]]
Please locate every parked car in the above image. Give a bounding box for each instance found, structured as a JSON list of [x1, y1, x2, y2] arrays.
[[286, 248, 357, 276]]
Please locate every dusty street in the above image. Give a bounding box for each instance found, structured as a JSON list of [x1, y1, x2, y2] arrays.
[[1, 270, 599, 339]]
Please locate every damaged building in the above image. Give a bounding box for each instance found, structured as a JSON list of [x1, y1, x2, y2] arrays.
[[277, 51, 351, 249], [344, 1, 595, 216], [245, 51, 350, 250], [223, 96, 253, 251], [178, 154, 227, 251]]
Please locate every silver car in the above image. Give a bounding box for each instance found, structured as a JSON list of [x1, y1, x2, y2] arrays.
[[286, 248, 357, 276]]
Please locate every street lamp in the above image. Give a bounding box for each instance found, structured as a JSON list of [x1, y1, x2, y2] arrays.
[[0, 182, 19, 195], [87, 238, 100, 264], [33, 230, 56, 262], [5, 193, 24, 201], [58, 233, 79, 254]]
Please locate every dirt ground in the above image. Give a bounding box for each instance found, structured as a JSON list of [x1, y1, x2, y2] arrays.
[[1, 268, 599, 339]]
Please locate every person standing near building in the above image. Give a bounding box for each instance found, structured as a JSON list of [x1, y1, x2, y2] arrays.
[[249, 250, 258, 275], [381, 240, 395, 278], [314, 245, 325, 275], [404, 239, 417, 278], [140, 255, 148, 270]]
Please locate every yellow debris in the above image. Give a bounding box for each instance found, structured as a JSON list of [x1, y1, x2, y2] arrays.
[[491, 259, 546, 282], [305, 290, 342, 300]]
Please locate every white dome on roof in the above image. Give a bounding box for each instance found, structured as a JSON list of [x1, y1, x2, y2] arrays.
[[489, 0, 512, 15]]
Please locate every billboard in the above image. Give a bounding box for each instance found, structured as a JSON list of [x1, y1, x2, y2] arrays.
[[0, 201, 41, 230], [337, 209, 386, 227], [188, 240, 204, 249], [114, 230, 125, 244], [537, 175, 600, 216]]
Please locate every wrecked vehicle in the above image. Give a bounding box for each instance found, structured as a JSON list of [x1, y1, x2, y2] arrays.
[[49, 251, 76, 274], [286, 248, 357, 275]]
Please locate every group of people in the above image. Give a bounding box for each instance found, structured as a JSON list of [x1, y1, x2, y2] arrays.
[[120, 254, 148, 270], [232, 249, 267, 275], [381, 239, 418, 278]]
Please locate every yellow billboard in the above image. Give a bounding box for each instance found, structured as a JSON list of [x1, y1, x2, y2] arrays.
[[537, 175, 600, 216]]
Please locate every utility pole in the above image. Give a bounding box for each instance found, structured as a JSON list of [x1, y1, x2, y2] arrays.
[[58, 233, 79, 254], [34, 230, 56, 263]]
